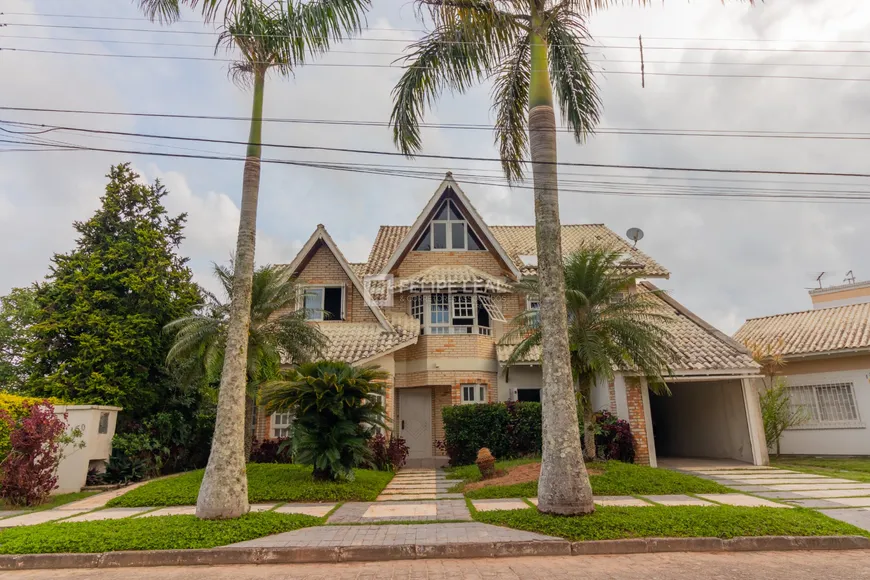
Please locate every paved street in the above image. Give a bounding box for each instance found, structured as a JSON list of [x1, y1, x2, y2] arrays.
[[3, 552, 870, 579]]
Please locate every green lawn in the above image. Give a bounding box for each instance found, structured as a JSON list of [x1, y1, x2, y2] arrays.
[[2, 491, 98, 514], [474, 505, 869, 541], [462, 461, 730, 499], [0, 512, 320, 554], [107, 464, 393, 508], [772, 457, 870, 483]]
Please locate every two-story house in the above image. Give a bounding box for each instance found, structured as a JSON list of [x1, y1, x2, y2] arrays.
[[256, 174, 768, 468]]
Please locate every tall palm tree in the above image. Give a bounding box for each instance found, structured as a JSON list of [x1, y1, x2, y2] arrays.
[[502, 248, 677, 468], [138, 0, 369, 519], [390, 0, 600, 516], [165, 263, 327, 458]]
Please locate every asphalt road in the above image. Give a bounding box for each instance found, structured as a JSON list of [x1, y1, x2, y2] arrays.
[[3, 551, 870, 579]]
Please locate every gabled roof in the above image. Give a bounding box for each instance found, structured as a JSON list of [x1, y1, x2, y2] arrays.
[[378, 174, 523, 279], [734, 302, 870, 358], [490, 225, 669, 278], [312, 312, 420, 365], [288, 224, 392, 332], [394, 265, 514, 293], [498, 282, 757, 376]]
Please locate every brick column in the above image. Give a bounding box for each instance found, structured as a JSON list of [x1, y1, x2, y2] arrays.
[[625, 378, 651, 465], [608, 379, 617, 414]]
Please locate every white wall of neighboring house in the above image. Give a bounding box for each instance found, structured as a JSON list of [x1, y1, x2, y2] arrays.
[[780, 366, 870, 456]]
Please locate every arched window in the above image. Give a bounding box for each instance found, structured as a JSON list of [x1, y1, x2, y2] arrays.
[[414, 200, 484, 251]]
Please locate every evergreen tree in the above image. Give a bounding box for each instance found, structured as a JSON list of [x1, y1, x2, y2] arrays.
[[24, 164, 201, 419], [0, 287, 37, 392]]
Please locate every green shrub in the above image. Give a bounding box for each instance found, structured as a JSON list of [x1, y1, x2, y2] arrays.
[[0, 393, 64, 463], [0, 512, 320, 554], [107, 463, 394, 507]]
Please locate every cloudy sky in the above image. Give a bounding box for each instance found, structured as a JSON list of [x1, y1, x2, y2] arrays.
[[1, 0, 868, 334]]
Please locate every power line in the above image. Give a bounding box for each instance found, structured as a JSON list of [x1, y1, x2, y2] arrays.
[[5, 105, 870, 142], [6, 118, 870, 180]]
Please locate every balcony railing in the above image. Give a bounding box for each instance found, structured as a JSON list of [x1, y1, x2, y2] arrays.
[[427, 325, 492, 336]]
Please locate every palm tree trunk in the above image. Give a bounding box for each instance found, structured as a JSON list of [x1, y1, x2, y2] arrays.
[[244, 394, 255, 460], [529, 8, 594, 516], [196, 67, 266, 520], [581, 381, 596, 461]]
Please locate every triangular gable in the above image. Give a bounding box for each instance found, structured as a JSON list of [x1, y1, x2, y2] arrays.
[[379, 174, 522, 279], [288, 224, 393, 332]]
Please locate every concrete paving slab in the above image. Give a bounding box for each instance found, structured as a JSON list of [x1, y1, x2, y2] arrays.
[[61, 508, 151, 522], [594, 496, 652, 507], [697, 494, 791, 508], [642, 495, 713, 507], [715, 473, 828, 481], [819, 508, 870, 532], [375, 494, 436, 501], [728, 485, 774, 493], [471, 499, 530, 512], [59, 482, 149, 510], [0, 509, 89, 527], [274, 504, 335, 517], [770, 483, 870, 491], [528, 498, 538, 506], [695, 469, 797, 476], [136, 506, 197, 517], [753, 491, 805, 500], [728, 478, 854, 486], [785, 499, 849, 509], [363, 503, 438, 519], [0, 511, 21, 519], [825, 497, 870, 508], [792, 489, 870, 498], [249, 503, 278, 513]]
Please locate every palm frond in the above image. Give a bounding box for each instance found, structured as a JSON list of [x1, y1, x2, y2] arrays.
[[492, 34, 530, 182], [546, 11, 600, 142], [390, 3, 523, 155], [138, 0, 182, 23]]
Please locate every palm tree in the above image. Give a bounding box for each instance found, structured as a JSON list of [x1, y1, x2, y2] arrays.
[[501, 248, 677, 467], [137, 0, 369, 519], [166, 263, 327, 456], [260, 361, 389, 481], [390, 0, 600, 516]]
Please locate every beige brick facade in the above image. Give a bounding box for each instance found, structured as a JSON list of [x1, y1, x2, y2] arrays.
[[395, 335, 496, 362], [295, 243, 378, 323], [431, 386, 452, 456], [394, 250, 507, 278], [626, 378, 650, 465]]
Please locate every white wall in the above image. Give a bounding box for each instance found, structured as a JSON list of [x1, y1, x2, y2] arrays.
[[779, 367, 870, 456], [497, 364, 613, 415], [649, 380, 754, 463]]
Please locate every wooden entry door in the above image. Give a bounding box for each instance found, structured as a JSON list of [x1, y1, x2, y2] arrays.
[[400, 388, 432, 459]]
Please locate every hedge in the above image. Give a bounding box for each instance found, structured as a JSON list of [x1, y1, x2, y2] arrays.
[[441, 402, 634, 466], [0, 393, 65, 463]]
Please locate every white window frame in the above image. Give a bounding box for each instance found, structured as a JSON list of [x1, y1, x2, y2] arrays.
[[429, 293, 451, 334], [301, 285, 346, 321], [526, 296, 540, 311], [414, 293, 494, 335], [461, 383, 488, 404], [787, 382, 863, 429], [271, 412, 293, 439]]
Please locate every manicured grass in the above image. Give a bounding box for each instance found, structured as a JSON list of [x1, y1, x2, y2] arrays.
[[107, 464, 393, 507], [473, 505, 870, 541], [1, 491, 98, 514], [0, 512, 320, 554], [772, 457, 870, 483], [463, 461, 731, 499]]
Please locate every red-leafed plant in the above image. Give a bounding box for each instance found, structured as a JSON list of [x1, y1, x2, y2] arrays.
[[367, 433, 409, 472], [0, 402, 72, 507]]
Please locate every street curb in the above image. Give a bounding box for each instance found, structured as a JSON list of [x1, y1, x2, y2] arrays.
[[1, 536, 868, 570]]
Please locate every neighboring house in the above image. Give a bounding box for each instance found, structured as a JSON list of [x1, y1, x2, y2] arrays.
[[735, 281, 870, 456], [255, 174, 767, 467]]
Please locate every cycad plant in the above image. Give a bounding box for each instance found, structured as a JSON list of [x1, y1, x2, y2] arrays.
[[259, 361, 389, 481], [166, 263, 327, 458], [501, 249, 676, 466], [137, 0, 369, 519]]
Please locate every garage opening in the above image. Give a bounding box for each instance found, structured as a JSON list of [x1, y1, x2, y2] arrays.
[[649, 379, 753, 463]]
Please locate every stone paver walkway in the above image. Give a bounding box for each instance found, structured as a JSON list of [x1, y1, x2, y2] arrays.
[[376, 468, 464, 501], [673, 463, 870, 531], [477, 492, 783, 511], [328, 499, 471, 523], [228, 522, 560, 548]]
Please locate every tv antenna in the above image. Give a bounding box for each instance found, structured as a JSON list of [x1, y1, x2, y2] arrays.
[[812, 272, 828, 289], [626, 227, 644, 248], [845, 270, 856, 284]]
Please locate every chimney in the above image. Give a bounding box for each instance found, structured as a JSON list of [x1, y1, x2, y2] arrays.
[[809, 279, 870, 309]]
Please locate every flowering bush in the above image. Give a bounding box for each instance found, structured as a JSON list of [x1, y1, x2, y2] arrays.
[[0, 393, 64, 463], [250, 438, 293, 464], [594, 410, 635, 463], [366, 433, 409, 472], [0, 401, 75, 507]]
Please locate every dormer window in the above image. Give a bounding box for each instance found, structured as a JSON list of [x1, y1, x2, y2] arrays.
[[414, 200, 484, 251]]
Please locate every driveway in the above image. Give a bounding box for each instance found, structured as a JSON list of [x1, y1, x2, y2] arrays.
[[665, 460, 870, 531]]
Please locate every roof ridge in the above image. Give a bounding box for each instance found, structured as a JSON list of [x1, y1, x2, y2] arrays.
[[743, 301, 870, 322]]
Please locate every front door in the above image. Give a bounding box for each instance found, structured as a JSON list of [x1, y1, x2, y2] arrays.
[[400, 388, 432, 459]]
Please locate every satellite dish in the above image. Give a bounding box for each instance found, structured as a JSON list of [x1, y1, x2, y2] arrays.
[[626, 227, 644, 247]]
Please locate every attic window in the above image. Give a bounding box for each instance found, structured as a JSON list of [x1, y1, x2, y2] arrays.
[[304, 286, 345, 321], [413, 200, 485, 252]]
